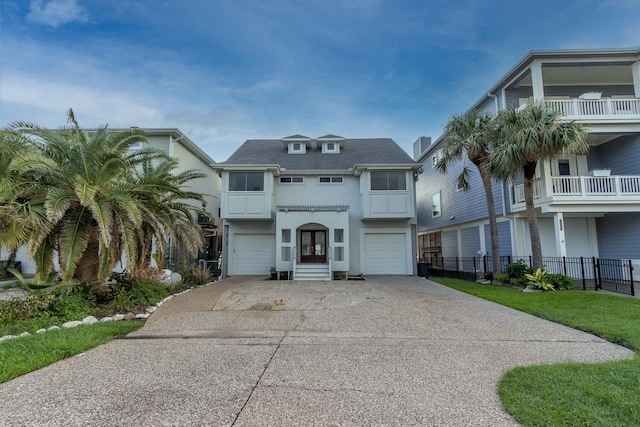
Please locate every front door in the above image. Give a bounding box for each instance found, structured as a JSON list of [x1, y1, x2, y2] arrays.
[[300, 230, 326, 263]]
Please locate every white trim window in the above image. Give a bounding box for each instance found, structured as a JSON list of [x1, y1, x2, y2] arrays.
[[322, 142, 340, 153], [319, 176, 343, 184], [229, 172, 264, 191], [280, 177, 304, 184], [370, 171, 406, 190], [432, 192, 441, 217]]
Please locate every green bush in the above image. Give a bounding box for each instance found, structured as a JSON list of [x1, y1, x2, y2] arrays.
[[549, 273, 575, 291], [496, 272, 510, 283], [179, 266, 214, 287], [0, 294, 55, 323], [505, 260, 533, 281], [50, 293, 95, 321]]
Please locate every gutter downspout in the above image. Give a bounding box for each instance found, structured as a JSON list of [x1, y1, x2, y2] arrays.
[[487, 92, 499, 115]]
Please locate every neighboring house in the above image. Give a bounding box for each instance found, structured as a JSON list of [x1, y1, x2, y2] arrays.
[[3, 128, 221, 275], [216, 134, 422, 280], [415, 47, 640, 272]]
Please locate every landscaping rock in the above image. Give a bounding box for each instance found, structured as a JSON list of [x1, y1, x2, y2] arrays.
[[47, 325, 60, 331], [145, 306, 156, 314], [112, 314, 125, 321], [82, 316, 98, 325], [62, 321, 83, 328], [36, 329, 46, 334], [135, 313, 150, 319], [123, 313, 135, 320], [0, 335, 16, 342], [19, 332, 31, 337], [100, 317, 114, 322]]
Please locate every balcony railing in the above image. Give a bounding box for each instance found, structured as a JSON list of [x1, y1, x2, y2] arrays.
[[513, 175, 640, 203], [544, 98, 640, 117]]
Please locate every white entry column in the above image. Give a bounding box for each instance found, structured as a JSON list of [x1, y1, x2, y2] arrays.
[[553, 212, 567, 257]]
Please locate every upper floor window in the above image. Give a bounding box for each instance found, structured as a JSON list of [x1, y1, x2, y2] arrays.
[[432, 192, 441, 217], [319, 176, 343, 184], [322, 142, 340, 153], [229, 172, 264, 191], [370, 171, 406, 190], [288, 142, 307, 154], [280, 177, 304, 183]]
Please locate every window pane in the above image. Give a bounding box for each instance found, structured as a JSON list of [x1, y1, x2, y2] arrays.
[[229, 173, 245, 191], [331, 177, 343, 183], [319, 177, 331, 183], [387, 171, 406, 190], [334, 229, 344, 243], [370, 172, 387, 190], [282, 229, 291, 243], [432, 192, 441, 217], [292, 177, 304, 183], [246, 172, 264, 191]]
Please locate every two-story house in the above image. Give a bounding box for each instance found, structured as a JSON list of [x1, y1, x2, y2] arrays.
[[216, 135, 422, 280], [416, 47, 640, 273], [3, 128, 221, 274]]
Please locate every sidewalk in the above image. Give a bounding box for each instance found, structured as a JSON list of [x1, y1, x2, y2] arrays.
[[0, 276, 633, 426]]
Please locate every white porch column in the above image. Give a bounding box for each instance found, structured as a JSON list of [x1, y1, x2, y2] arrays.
[[553, 212, 567, 257], [530, 62, 545, 102], [632, 61, 640, 98]]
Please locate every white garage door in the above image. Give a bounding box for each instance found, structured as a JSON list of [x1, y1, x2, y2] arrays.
[[233, 234, 275, 275], [364, 233, 408, 274]]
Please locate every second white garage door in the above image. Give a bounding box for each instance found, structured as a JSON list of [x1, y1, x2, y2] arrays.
[[363, 233, 408, 275], [233, 234, 275, 275]]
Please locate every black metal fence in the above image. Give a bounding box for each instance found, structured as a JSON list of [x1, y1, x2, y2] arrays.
[[419, 256, 636, 296]]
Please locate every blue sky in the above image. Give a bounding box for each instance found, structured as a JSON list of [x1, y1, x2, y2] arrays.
[[1, 0, 639, 161]]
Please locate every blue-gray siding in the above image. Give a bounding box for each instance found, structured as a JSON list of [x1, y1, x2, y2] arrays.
[[484, 221, 512, 256], [416, 148, 507, 233], [596, 213, 640, 260], [590, 135, 640, 174], [442, 230, 458, 258], [461, 226, 481, 272]]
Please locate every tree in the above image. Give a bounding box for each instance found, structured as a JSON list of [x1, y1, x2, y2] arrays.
[[490, 103, 589, 270], [127, 157, 206, 278], [6, 109, 205, 283], [436, 110, 502, 276]]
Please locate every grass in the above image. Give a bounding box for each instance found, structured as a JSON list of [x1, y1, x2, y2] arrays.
[[432, 277, 640, 426], [0, 321, 142, 383]]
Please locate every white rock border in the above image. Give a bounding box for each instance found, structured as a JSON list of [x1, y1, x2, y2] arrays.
[[0, 285, 206, 344]]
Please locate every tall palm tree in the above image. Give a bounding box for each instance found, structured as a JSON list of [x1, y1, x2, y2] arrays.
[[436, 110, 502, 276], [490, 103, 589, 270], [8, 109, 170, 282], [127, 157, 207, 278]]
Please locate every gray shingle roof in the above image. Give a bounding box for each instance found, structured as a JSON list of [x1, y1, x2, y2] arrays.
[[220, 138, 418, 171]]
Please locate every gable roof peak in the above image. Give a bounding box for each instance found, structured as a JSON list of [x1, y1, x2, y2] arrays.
[[282, 134, 311, 141], [317, 134, 345, 140]]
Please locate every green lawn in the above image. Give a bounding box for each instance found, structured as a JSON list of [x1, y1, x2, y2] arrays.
[[0, 321, 142, 383], [432, 277, 640, 427]]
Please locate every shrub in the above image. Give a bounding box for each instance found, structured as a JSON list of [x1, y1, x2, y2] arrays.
[[505, 260, 533, 281], [50, 294, 95, 321], [496, 272, 510, 284], [525, 268, 555, 291], [0, 294, 55, 323], [549, 273, 575, 291], [180, 266, 214, 287]]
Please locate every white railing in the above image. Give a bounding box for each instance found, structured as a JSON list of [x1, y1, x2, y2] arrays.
[[328, 245, 333, 281], [544, 98, 640, 117], [513, 175, 640, 203], [513, 179, 543, 203], [292, 246, 297, 279]]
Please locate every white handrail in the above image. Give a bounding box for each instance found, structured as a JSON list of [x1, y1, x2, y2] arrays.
[[292, 246, 297, 280]]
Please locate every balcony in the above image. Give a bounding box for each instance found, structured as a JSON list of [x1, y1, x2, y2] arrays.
[[513, 175, 640, 206], [543, 97, 640, 120]]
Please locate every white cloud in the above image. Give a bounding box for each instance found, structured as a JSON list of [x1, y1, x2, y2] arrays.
[[27, 0, 88, 27]]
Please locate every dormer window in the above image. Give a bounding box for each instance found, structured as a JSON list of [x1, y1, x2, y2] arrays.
[[322, 142, 340, 153], [283, 135, 311, 154], [318, 134, 344, 154]]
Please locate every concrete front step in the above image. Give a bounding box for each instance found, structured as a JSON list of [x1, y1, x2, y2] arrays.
[[294, 264, 331, 281]]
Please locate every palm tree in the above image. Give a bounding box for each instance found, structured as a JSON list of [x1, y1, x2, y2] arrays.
[[127, 157, 207, 278], [436, 110, 502, 276], [7, 109, 174, 282], [490, 103, 589, 270]]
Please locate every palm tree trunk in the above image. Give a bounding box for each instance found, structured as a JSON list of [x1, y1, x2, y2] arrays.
[[480, 169, 502, 276], [75, 234, 100, 283], [523, 163, 543, 270]]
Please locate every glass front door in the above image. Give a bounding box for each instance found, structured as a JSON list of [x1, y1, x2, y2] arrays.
[[300, 230, 326, 263]]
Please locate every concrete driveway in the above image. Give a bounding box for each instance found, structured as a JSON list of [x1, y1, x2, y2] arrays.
[[0, 276, 633, 426]]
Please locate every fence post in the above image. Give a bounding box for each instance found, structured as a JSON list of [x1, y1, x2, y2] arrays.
[[628, 260, 635, 297], [456, 257, 459, 279], [474, 257, 478, 280], [580, 257, 586, 290], [483, 256, 487, 275], [594, 257, 601, 291], [562, 257, 567, 276]]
